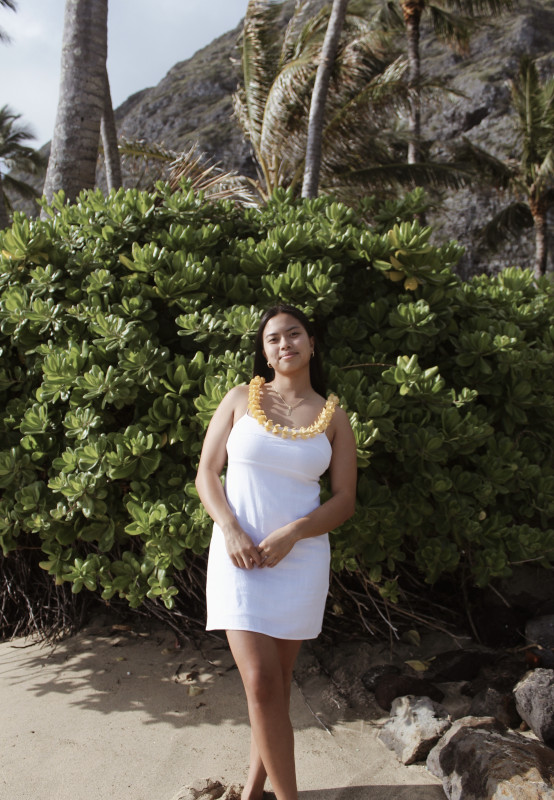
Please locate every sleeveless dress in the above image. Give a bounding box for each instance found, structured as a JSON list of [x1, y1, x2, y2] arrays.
[[206, 412, 332, 640]]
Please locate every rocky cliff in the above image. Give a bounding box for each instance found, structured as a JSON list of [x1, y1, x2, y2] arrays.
[[111, 0, 554, 276]]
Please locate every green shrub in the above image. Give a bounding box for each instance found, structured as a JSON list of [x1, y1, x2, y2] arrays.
[[1, 184, 553, 612]]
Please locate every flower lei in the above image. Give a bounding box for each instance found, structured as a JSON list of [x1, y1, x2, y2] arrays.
[[248, 376, 339, 439]]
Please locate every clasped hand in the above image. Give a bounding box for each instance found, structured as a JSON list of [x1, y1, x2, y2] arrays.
[[223, 522, 298, 569]]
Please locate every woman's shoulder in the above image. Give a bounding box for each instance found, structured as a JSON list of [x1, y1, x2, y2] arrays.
[[327, 398, 354, 445], [331, 402, 351, 428], [226, 383, 250, 402], [223, 383, 250, 420]]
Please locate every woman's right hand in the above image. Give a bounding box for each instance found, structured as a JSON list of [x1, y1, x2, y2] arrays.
[[222, 522, 263, 569]]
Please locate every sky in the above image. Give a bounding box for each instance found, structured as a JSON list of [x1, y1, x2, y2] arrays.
[[0, 0, 249, 147]]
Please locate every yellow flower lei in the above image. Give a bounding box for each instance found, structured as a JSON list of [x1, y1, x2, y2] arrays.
[[248, 376, 339, 439]]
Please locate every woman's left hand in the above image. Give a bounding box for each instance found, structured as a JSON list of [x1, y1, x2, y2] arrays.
[[257, 525, 298, 568]]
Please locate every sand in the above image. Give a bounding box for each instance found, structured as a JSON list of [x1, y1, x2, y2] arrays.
[[0, 614, 445, 800]]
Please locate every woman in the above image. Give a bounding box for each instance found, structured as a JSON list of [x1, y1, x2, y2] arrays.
[[195, 304, 357, 800]]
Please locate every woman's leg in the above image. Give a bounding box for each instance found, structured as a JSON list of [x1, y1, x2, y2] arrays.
[[227, 630, 302, 800], [240, 637, 300, 799]]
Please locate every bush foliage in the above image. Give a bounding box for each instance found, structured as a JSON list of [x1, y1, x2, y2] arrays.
[[1, 184, 553, 613]]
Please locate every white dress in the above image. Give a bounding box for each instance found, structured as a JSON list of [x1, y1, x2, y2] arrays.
[[206, 412, 332, 640]]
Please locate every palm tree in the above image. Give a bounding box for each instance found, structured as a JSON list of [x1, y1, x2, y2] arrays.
[[374, 0, 512, 164], [456, 57, 554, 278], [234, 1, 405, 198], [234, 0, 470, 202], [101, 67, 122, 191], [0, 0, 16, 44], [0, 106, 45, 229], [302, 0, 350, 198], [43, 0, 109, 205]]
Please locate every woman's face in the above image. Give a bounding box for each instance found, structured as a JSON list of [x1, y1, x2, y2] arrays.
[[262, 313, 314, 374]]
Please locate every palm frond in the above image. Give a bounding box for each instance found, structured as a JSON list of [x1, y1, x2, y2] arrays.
[[0, 0, 16, 44], [428, 4, 472, 52], [321, 66, 464, 176], [451, 137, 516, 188], [117, 137, 176, 162], [240, 0, 285, 152], [330, 55, 409, 118], [168, 143, 260, 206], [367, 0, 405, 31], [535, 148, 554, 187], [116, 138, 260, 205], [443, 0, 513, 17], [0, 105, 38, 149], [511, 56, 540, 160], [3, 173, 41, 200], [3, 149, 45, 174], [540, 77, 554, 125], [332, 26, 398, 89], [510, 56, 554, 170], [259, 56, 316, 170], [480, 201, 533, 248], [280, 2, 328, 65], [335, 159, 474, 190]]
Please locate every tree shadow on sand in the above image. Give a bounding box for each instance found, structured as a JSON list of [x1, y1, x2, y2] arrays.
[[0, 614, 393, 732], [1, 618, 447, 799], [0, 620, 248, 729]]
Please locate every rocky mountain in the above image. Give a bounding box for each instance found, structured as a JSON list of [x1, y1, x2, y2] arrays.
[[20, 0, 554, 276], [111, 0, 554, 276], [112, 19, 254, 177]]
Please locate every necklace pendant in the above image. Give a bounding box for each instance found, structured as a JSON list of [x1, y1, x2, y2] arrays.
[[284, 407, 292, 416]]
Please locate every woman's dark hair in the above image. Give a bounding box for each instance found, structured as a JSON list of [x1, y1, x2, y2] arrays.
[[253, 304, 327, 396]]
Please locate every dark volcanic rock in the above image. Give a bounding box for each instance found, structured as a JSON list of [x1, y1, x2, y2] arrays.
[[361, 664, 401, 692], [527, 616, 554, 651], [427, 715, 554, 800], [428, 650, 495, 682], [514, 669, 554, 745], [374, 674, 445, 712], [472, 604, 527, 648], [469, 686, 521, 729]]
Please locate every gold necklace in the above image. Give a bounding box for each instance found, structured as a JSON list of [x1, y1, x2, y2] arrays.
[[248, 376, 339, 439], [268, 385, 304, 416]]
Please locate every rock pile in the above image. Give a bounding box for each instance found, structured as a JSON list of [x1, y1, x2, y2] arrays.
[[376, 617, 554, 798]]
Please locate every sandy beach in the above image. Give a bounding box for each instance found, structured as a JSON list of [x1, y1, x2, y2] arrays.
[[0, 612, 445, 800]]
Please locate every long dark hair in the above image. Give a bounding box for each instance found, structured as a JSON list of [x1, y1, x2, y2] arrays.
[[253, 304, 327, 396]]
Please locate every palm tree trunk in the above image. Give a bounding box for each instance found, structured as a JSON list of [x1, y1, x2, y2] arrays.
[[101, 67, 122, 191], [43, 0, 108, 205], [530, 193, 548, 278], [0, 173, 10, 229], [402, 0, 424, 165], [301, 0, 350, 199]]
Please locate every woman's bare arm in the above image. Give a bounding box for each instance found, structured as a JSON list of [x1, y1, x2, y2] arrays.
[[195, 386, 263, 569]]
